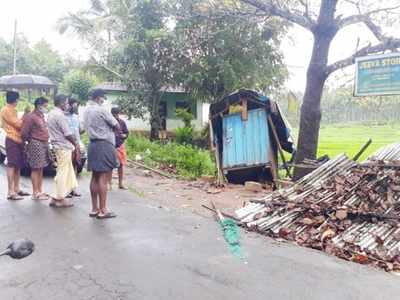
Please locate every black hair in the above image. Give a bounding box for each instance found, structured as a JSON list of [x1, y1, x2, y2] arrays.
[[6, 91, 20, 104], [54, 94, 68, 107], [34, 97, 49, 108], [91, 89, 106, 100], [68, 97, 79, 105], [111, 106, 121, 115]]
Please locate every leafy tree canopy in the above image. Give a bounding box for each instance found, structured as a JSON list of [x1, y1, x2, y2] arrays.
[[0, 36, 69, 83], [60, 70, 97, 102], [172, 0, 288, 102]]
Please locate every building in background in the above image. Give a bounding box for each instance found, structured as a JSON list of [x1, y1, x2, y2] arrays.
[[92, 82, 210, 132]]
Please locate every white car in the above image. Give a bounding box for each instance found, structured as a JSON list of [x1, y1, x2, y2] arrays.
[[0, 128, 86, 176]]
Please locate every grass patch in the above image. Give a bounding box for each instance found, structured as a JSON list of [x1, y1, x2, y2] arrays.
[[125, 134, 216, 179], [317, 123, 400, 161], [288, 123, 400, 162]]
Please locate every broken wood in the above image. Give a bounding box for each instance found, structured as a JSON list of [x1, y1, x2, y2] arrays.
[[209, 120, 226, 186], [235, 151, 400, 272], [128, 160, 175, 179], [267, 114, 292, 179], [202, 204, 240, 222], [241, 97, 248, 121], [211, 201, 224, 221], [352, 139, 372, 161]]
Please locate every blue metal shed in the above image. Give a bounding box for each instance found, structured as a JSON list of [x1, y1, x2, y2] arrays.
[[222, 108, 271, 170], [209, 89, 295, 184]]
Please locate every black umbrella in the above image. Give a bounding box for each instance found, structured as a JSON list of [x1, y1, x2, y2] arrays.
[[0, 239, 35, 259], [0, 74, 56, 90]]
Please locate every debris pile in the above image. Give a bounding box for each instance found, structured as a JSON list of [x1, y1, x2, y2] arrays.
[[236, 144, 400, 271]]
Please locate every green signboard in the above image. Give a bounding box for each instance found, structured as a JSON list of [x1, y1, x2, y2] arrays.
[[355, 53, 400, 96]]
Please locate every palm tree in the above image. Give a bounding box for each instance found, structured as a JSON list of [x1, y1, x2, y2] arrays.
[[57, 0, 128, 69]]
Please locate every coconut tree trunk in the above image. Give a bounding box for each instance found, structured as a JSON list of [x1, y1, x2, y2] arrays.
[[293, 1, 338, 180]]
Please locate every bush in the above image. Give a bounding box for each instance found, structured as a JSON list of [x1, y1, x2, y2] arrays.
[[175, 108, 194, 127], [60, 70, 96, 102], [125, 134, 215, 179], [175, 108, 194, 145], [175, 126, 193, 145]]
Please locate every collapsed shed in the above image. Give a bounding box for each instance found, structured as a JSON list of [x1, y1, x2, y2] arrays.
[[235, 143, 400, 272], [209, 89, 295, 184]]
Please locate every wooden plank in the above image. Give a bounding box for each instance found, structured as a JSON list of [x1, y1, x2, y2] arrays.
[[241, 98, 248, 121], [352, 139, 372, 161], [267, 115, 292, 179], [128, 160, 175, 178], [268, 142, 279, 183], [209, 119, 226, 186]]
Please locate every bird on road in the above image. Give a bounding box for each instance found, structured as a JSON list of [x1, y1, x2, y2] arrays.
[[0, 239, 35, 259]]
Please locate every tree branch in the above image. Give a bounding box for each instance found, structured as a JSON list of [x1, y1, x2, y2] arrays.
[[240, 0, 315, 29], [89, 56, 124, 79], [328, 3, 400, 76], [326, 39, 400, 75], [364, 19, 386, 42], [337, 4, 400, 28]]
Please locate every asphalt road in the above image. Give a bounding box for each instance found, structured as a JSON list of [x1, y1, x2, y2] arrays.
[[0, 167, 399, 300]]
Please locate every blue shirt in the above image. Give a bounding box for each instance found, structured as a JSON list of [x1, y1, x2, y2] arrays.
[[66, 113, 81, 143]]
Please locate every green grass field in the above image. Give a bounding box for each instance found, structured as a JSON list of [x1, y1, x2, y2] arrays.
[[316, 124, 400, 161]]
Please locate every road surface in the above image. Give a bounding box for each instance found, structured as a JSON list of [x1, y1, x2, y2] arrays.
[[0, 167, 399, 300]]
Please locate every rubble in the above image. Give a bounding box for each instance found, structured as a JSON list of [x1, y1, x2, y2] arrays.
[[235, 144, 400, 272], [200, 175, 215, 184], [245, 181, 263, 192]]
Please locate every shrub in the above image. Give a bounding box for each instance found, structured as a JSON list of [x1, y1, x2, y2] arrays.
[[175, 126, 193, 145], [175, 108, 194, 127], [60, 70, 96, 103], [175, 108, 195, 145], [125, 134, 215, 179]]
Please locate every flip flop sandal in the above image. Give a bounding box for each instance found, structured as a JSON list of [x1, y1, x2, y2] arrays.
[[119, 186, 128, 190], [32, 195, 49, 201], [49, 201, 74, 208], [7, 195, 24, 201], [17, 191, 31, 196], [89, 211, 100, 217], [96, 212, 117, 219]]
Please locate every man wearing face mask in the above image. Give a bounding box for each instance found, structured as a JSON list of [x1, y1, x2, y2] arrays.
[[1, 91, 30, 200], [83, 89, 119, 219], [47, 94, 78, 208], [21, 97, 51, 200]]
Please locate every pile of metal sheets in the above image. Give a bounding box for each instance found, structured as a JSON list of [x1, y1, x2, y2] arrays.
[[236, 144, 400, 271]]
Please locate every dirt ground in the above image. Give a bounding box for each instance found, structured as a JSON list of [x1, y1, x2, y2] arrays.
[[116, 163, 271, 220]]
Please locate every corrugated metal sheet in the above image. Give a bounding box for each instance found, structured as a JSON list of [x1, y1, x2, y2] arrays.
[[222, 108, 270, 169]]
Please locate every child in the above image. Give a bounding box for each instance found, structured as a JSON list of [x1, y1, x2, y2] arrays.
[[110, 107, 129, 189]]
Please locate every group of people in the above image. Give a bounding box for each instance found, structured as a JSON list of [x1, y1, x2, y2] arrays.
[[0, 89, 129, 219]]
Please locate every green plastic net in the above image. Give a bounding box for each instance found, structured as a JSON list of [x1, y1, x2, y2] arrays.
[[219, 219, 243, 259]]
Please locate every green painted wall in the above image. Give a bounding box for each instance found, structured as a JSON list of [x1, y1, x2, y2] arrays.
[[161, 92, 196, 119], [107, 91, 196, 119]]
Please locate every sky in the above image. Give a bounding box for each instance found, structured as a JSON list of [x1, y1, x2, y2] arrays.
[[0, 0, 396, 93], [0, 0, 90, 60]]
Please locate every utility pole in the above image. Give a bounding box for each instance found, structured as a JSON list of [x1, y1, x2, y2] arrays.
[[13, 19, 17, 75]]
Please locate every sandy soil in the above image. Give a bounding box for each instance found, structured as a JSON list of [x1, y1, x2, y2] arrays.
[[114, 163, 271, 220]]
